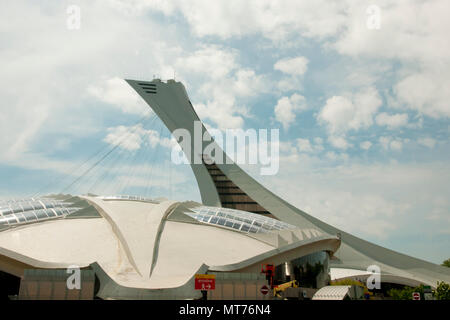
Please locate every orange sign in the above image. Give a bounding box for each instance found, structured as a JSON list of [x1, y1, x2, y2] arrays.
[[195, 274, 216, 290]]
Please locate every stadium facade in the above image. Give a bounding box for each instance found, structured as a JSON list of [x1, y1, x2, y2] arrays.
[[0, 78, 449, 300]]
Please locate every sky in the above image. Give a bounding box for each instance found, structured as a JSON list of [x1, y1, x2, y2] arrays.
[[0, 0, 449, 264]]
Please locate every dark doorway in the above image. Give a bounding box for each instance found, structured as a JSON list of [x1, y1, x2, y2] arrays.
[[0, 270, 21, 300]]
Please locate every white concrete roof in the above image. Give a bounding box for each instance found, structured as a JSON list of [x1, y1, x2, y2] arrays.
[[330, 268, 371, 280], [0, 195, 339, 297], [312, 286, 352, 300]]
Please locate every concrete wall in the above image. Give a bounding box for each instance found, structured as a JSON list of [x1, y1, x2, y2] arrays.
[[207, 273, 271, 300]]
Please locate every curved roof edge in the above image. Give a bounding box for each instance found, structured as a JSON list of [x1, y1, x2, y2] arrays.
[[209, 236, 340, 273], [91, 262, 207, 300], [330, 267, 426, 288]]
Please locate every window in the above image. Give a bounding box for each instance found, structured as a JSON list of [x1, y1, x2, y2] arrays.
[[23, 212, 37, 221], [225, 220, 234, 228], [187, 205, 296, 234], [210, 217, 219, 224]]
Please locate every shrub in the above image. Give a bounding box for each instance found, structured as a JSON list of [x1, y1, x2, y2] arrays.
[[442, 259, 450, 268], [434, 281, 450, 300], [388, 284, 424, 300]]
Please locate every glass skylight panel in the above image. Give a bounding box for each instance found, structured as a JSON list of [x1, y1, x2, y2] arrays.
[[186, 205, 297, 234], [98, 195, 158, 203], [21, 204, 36, 212], [35, 210, 49, 219], [0, 199, 68, 217], [23, 211, 37, 221], [16, 213, 26, 222], [225, 220, 234, 228], [5, 215, 18, 224], [47, 210, 56, 217], [232, 222, 241, 229], [210, 216, 219, 224], [0, 196, 83, 229]]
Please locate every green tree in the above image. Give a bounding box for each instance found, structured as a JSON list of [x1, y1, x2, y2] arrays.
[[442, 258, 450, 268], [434, 281, 450, 300], [388, 284, 425, 300], [331, 278, 366, 288]]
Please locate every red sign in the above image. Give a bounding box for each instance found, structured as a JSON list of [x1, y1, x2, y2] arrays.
[[260, 285, 270, 295], [412, 292, 421, 300], [195, 274, 215, 290]]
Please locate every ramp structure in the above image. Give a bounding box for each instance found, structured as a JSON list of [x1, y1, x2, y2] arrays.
[[126, 78, 450, 288]]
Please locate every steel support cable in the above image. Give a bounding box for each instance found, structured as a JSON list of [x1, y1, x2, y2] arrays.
[[124, 119, 159, 196], [144, 120, 166, 198], [60, 114, 154, 195], [106, 113, 159, 196], [107, 114, 160, 195], [30, 109, 154, 198], [120, 129, 152, 194], [86, 113, 158, 195], [85, 140, 128, 195], [141, 120, 166, 198], [83, 132, 132, 194], [161, 126, 173, 200], [122, 118, 163, 197], [75, 112, 157, 195], [88, 113, 157, 196], [138, 96, 180, 199], [141, 121, 161, 199]]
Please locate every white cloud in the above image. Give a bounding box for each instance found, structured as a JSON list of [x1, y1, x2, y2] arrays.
[[175, 45, 237, 80], [328, 135, 351, 150], [274, 56, 309, 76], [88, 77, 149, 115], [334, 1, 450, 63], [259, 155, 450, 242], [360, 141, 372, 150], [107, 0, 176, 16], [325, 151, 348, 161], [104, 125, 145, 151], [104, 124, 174, 151], [132, 0, 450, 121], [174, 45, 267, 129], [148, 0, 348, 41], [274, 93, 307, 130], [417, 137, 437, 149], [317, 87, 382, 134], [232, 69, 266, 97], [333, 1, 450, 119], [297, 138, 313, 153], [274, 56, 309, 92], [0, 0, 183, 166], [390, 140, 403, 151], [375, 112, 409, 129], [379, 136, 403, 152], [195, 101, 244, 129], [394, 71, 450, 118]]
